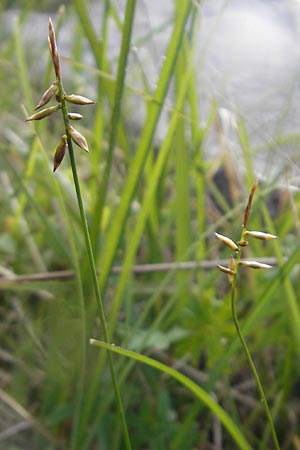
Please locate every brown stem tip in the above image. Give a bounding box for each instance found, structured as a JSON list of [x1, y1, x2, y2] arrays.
[[243, 179, 259, 229], [48, 18, 61, 79]]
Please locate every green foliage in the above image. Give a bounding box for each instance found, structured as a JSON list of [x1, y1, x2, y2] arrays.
[[1, 1, 300, 449]]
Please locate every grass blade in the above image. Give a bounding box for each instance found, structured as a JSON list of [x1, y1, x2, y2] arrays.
[[90, 339, 253, 450]]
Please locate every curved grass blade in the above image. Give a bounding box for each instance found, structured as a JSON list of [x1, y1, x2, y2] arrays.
[[90, 339, 253, 450]]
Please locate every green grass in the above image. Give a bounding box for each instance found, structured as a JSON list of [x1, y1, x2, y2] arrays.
[[1, 1, 300, 449]]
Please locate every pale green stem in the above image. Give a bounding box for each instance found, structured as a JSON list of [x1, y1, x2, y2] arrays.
[[231, 227, 280, 450]]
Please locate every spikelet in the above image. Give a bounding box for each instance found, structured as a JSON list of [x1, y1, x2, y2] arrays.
[[245, 231, 278, 241], [34, 81, 58, 110], [67, 125, 89, 152], [239, 260, 273, 269], [64, 94, 95, 105], [215, 232, 239, 252], [53, 135, 67, 172], [25, 104, 61, 121], [217, 265, 234, 276]]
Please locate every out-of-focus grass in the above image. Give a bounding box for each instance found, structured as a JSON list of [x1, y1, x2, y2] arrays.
[[1, 1, 300, 449]]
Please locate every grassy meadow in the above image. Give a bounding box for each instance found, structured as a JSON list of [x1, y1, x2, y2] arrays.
[[1, 1, 300, 449]]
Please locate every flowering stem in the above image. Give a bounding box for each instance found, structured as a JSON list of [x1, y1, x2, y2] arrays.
[[57, 79, 132, 450], [231, 227, 280, 450]]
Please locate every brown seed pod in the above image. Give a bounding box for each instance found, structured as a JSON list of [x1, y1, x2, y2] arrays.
[[25, 103, 61, 121], [64, 94, 95, 105], [53, 135, 67, 172], [35, 81, 58, 110], [67, 125, 89, 152]]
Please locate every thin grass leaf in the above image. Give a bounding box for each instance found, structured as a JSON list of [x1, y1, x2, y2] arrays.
[[98, 0, 193, 293], [90, 339, 253, 450], [107, 61, 194, 338]]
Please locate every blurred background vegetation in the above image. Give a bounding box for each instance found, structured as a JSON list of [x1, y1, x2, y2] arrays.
[[1, 1, 300, 449]]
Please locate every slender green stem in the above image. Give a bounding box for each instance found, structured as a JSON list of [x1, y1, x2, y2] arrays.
[[57, 79, 132, 450], [231, 227, 280, 450]]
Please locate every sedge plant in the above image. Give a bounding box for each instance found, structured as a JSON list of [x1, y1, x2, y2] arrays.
[[25, 18, 132, 450], [215, 180, 280, 450]]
